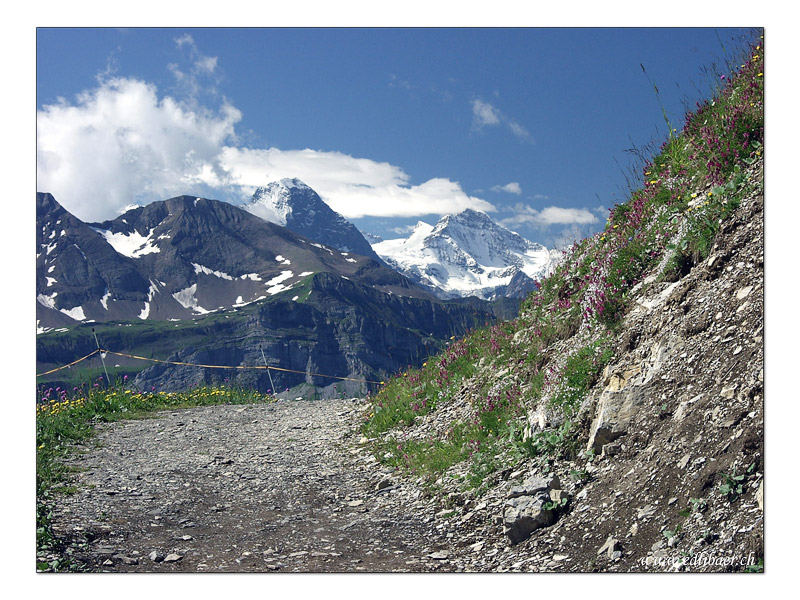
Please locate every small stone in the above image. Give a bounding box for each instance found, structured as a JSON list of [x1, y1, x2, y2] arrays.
[[756, 481, 763, 511], [375, 478, 393, 491], [598, 536, 620, 558], [637, 505, 656, 520], [148, 550, 165, 562], [601, 443, 621, 457], [736, 285, 753, 300], [678, 454, 691, 469], [428, 551, 449, 560], [163, 553, 182, 563], [347, 499, 365, 507]]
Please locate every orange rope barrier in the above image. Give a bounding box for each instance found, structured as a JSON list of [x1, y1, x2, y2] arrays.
[[36, 349, 101, 377], [95, 349, 385, 385]]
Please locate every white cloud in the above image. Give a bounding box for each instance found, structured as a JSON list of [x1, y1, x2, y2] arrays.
[[500, 203, 599, 228], [37, 77, 241, 222], [37, 76, 494, 222], [222, 145, 495, 218], [471, 99, 532, 142], [472, 99, 501, 126], [491, 182, 522, 195]]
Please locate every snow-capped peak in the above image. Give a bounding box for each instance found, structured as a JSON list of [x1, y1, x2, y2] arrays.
[[372, 209, 554, 300], [242, 178, 381, 261]]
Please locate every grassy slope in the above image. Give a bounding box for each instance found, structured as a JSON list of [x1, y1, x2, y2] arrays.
[[362, 34, 764, 493]]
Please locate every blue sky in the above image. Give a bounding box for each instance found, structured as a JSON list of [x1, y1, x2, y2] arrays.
[[37, 26, 757, 248]]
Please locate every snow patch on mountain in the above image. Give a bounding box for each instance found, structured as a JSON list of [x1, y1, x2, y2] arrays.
[[265, 270, 294, 295], [95, 227, 161, 258], [139, 280, 160, 319], [60, 306, 86, 321], [172, 284, 209, 315], [193, 263, 234, 280], [37, 292, 57, 309]]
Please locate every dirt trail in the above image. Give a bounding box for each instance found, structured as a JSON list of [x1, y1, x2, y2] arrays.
[[50, 398, 476, 573]]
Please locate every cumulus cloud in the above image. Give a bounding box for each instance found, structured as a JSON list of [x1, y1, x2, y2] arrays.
[[471, 99, 532, 142], [37, 77, 241, 222], [500, 203, 599, 228], [491, 182, 522, 195], [37, 75, 494, 222], [222, 145, 495, 218]]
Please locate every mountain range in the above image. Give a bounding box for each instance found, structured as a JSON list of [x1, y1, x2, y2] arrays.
[[35, 191, 510, 396]]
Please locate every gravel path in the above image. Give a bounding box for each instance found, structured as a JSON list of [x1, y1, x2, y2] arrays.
[[49, 399, 472, 572]]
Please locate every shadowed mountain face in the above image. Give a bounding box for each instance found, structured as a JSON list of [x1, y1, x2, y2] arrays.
[[36, 192, 506, 395]]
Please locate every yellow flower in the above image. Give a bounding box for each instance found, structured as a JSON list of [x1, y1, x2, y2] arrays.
[[757, 73, 763, 77], [649, 180, 657, 185], [691, 193, 698, 198]]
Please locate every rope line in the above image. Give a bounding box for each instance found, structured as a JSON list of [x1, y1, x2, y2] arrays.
[[36, 349, 101, 376], [37, 347, 384, 385]]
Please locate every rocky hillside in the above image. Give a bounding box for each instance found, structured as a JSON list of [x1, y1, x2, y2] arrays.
[[360, 36, 764, 572]]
